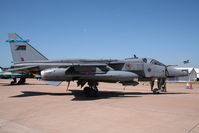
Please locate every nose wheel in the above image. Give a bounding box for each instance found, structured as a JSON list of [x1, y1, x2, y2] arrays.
[[150, 78, 167, 94], [152, 88, 161, 94]]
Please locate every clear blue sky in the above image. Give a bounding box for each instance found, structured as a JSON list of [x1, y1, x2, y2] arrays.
[[0, 0, 198, 67]]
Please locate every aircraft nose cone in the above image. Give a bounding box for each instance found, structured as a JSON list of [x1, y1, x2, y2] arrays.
[[167, 67, 188, 77]]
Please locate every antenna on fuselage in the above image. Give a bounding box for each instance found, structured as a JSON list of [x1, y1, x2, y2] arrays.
[[134, 54, 138, 58]]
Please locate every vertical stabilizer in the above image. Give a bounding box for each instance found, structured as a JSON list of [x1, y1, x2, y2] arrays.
[[7, 33, 48, 63]]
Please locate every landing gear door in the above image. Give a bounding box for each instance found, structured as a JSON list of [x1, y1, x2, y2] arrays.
[[144, 63, 166, 78]]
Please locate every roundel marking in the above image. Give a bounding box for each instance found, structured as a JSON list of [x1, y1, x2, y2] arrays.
[[21, 57, 25, 62], [148, 68, 152, 72], [125, 63, 132, 70]]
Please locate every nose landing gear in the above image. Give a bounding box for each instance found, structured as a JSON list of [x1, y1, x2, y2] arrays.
[[150, 78, 167, 94]]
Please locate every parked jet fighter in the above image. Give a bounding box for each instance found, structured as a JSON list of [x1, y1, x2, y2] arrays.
[[6, 33, 187, 96], [0, 67, 40, 85]]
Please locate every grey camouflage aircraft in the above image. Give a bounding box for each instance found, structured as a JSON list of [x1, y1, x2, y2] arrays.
[[6, 33, 187, 96]]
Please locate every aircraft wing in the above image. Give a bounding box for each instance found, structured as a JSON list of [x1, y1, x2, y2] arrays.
[[8, 63, 109, 73], [58, 63, 110, 72], [58, 63, 108, 67]]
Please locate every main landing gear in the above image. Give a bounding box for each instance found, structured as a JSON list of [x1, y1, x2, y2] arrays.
[[10, 78, 26, 85], [83, 82, 99, 97], [150, 78, 166, 94]]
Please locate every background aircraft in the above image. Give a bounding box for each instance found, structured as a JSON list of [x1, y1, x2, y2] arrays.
[[6, 33, 187, 96], [0, 67, 40, 85]]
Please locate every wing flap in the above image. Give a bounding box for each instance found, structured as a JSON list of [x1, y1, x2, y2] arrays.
[[7, 66, 40, 73], [58, 63, 108, 68]]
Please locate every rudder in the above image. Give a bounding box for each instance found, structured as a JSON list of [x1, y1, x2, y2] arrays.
[[7, 33, 48, 63]]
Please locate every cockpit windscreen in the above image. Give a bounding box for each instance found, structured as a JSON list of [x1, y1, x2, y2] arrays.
[[142, 58, 165, 66]]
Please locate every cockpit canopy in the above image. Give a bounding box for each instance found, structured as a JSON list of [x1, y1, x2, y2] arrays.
[[142, 58, 165, 66]]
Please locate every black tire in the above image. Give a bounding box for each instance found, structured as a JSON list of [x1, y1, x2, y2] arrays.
[[10, 81, 16, 85], [83, 87, 98, 97], [89, 89, 98, 97], [17, 78, 26, 85], [83, 87, 91, 97], [153, 88, 160, 94]]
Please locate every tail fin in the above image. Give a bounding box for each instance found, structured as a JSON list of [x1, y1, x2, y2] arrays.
[[7, 33, 48, 63]]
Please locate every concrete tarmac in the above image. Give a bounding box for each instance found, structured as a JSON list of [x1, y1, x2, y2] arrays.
[[0, 79, 199, 133]]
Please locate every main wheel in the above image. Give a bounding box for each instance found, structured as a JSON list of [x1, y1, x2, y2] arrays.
[[83, 87, 98, 97], [89, 88, 98, 97], [10, 81, 17, 85], [83, 87, 91, 97], [10, 78, 17, 85], [17, 78, 26, 85]]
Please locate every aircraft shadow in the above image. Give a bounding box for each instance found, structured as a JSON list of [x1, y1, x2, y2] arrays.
[[71, 90, 141, 101], [71, 90, 190, 101], [10, 90, 190, 101], [10, 91, 69, 98], [2, 83, 47, 86], [10, 90, 140, 100]]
